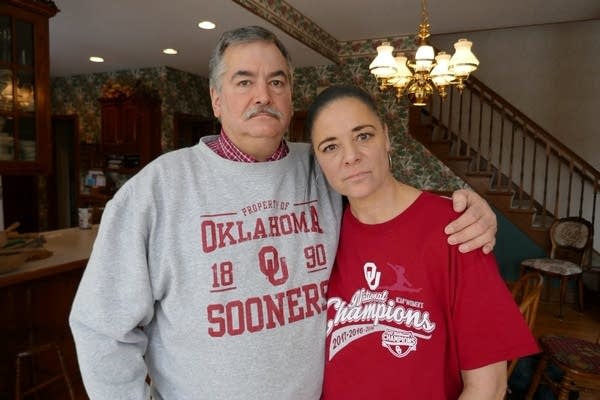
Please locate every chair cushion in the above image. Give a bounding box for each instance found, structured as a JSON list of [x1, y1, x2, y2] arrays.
[[540, 335, 600, 375], [521, 258, 582, 275]]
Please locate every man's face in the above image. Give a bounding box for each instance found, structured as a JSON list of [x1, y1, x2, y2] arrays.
[[210, 41, 293, 159]]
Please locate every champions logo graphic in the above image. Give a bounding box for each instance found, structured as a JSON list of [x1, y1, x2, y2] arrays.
[[326, 262, 436, 360]]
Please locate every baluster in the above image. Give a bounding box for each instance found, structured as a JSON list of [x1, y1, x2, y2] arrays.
[[553, 154, 562, 218], [487, 104, 494, 174], [508, 117, 516, 188], [529, 133, 537, 212], [466, 88, 473, 162], [517, 124, 526, 206], [476, 94, 484, 172], [567, 161, 574, 216], [456, 89, 464, 157], [579, 171, 585, 218], [541, 143, 550, 225], [496, 106, 506, 190]]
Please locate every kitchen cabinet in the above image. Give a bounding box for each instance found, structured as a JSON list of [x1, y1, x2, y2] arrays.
[[79, 95, 162, 209], [0, 0, 58, 174]]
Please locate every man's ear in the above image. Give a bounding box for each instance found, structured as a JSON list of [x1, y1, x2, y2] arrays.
[[210, 87, 221, 119]]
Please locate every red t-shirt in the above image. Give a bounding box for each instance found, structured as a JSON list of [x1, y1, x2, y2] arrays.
[[322, 192, 538, 399]]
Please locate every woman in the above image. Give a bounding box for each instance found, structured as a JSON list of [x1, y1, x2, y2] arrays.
[[306, 85, 538, 399]]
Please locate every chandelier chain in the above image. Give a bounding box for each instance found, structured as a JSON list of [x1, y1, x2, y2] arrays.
[[418, 0, 431, 42]]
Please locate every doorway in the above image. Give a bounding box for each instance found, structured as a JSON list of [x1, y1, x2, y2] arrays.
[[47, 115, 78, 229], [173, 113, 220, 149]]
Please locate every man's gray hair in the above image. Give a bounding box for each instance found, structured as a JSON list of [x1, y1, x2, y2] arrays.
[[208, 25, 294, 92]]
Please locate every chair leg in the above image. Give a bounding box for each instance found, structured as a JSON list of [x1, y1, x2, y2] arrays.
[[558, 276, 568, 318], [55, 343, 76, 400], [557, 385, 570, 400], [525, 354, 547, 400], [14, 342, 75, 400]]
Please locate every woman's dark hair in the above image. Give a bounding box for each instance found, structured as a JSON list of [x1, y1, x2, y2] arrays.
[[305, 85, 380, 138]]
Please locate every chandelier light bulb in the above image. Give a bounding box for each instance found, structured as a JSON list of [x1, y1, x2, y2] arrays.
[[414, 44, 435, 72], [430, 52, 453, 86], [388, 55, 413, 92], [369, 42, 398, 78], [449, 39, 479, 78]]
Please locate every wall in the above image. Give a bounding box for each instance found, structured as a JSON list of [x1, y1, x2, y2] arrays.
[[51, 66, 212, 151], [431, 19, 600, 171]]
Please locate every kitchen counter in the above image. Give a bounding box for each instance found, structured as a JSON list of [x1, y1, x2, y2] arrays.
[[0, 225, 98, 398], [0, 225, 98, 288]]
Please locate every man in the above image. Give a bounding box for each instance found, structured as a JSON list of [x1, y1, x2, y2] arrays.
[[70, 26, 497, 400]]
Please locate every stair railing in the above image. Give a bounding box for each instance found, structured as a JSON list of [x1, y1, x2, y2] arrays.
[[423, 75, 599, 254]]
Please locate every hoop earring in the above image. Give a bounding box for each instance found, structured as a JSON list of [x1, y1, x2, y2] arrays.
[[387, 152, 393, 170]]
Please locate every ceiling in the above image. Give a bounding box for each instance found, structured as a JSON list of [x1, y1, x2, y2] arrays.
[[48, 0, 600, 78]]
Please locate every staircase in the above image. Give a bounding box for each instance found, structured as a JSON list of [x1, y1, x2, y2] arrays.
[[409, 75, 599, 259]]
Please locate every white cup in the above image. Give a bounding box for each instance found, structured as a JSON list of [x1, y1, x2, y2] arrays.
[[78, 207, 92, 229]]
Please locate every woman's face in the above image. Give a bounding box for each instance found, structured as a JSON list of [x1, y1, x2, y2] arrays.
[[311, 97, 391, 200]]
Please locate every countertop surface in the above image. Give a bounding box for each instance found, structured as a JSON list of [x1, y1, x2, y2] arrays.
[[0, 225, 98, 287]]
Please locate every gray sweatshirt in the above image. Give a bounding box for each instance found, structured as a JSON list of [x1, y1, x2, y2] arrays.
[[69, 138, 342, 399]]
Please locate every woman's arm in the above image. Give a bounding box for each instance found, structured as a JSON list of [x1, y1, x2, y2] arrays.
[[458, 361, 507, 400]]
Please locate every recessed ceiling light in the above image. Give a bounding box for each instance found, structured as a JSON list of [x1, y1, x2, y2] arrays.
[[163, 48, 178, 55], [198, 21, 216, 30], [89, 56, 104, 63]]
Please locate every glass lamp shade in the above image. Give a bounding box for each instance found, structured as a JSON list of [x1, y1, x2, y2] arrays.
[[369, 42, 397, 78], [388, 54, 413, 89], [449, 38, 479, 77], [414, 44, 435, 72], [430, 52, 453, 86]]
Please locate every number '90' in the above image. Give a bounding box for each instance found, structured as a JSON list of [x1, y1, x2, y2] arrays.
[[304, 244, 327, 269]]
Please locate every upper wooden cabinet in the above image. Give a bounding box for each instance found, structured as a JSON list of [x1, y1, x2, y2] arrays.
[[99, 96, 162, 165], [78, 95, 162, 209], [0, 0, 58, 174]]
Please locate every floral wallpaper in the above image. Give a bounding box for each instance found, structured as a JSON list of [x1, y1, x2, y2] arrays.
[[51, 66, 212, 151]]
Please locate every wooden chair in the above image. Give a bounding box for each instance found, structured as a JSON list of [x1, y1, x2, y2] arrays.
[[15, 341, 75, 399], [520, 217, 594, 318], [525, 334, 600, 400], [507, 272, 543, 379]]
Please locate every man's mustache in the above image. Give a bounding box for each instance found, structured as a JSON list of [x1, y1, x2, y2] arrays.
[[244, 106, 283, 120]]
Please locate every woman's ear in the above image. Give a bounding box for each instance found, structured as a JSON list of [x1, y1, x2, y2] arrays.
[[384, 123, 392, 152]]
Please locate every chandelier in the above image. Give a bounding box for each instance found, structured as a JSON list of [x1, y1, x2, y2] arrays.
[[369, 0, 479, 106]]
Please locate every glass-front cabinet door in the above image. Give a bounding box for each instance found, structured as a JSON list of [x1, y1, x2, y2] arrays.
[[0, 1, 58, 173]]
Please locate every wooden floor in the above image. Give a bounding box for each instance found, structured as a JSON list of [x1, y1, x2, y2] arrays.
[[533, 292, 600, 342]]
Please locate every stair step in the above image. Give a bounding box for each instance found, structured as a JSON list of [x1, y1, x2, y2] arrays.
[[444, 155, 472, 162], [532, 214, 554, 230], [484, 190, 514, 209], [486, 187, 514, 195], [511, 198, 537, 210], [508, 207, 537, 214], [466, 171, 494, 178]]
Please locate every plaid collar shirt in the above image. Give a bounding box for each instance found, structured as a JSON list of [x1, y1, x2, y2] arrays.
[[206, 129, 289, 162]]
